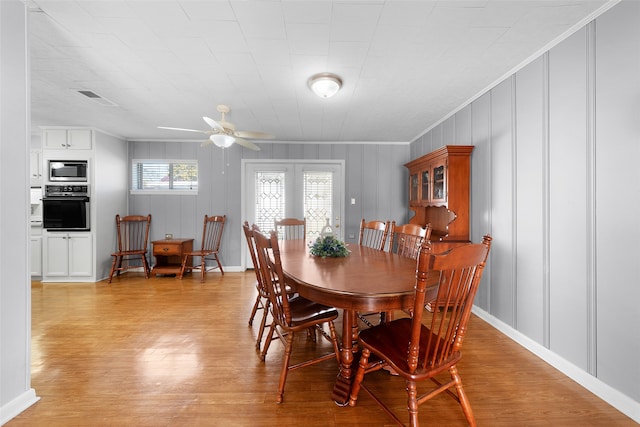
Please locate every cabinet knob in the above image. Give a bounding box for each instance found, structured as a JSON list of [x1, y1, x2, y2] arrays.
[[163, 247, 169, 252]]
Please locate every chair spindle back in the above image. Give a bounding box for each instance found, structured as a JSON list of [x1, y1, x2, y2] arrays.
[[388, 222, 432, 260], [409, 235, 492, 373], [358, 219, 390, 251]]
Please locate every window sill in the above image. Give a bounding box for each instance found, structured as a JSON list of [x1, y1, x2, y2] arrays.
[[130, 190, 198, 196]]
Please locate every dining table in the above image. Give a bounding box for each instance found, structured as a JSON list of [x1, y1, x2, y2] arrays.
[[277, 239, 423, 405]]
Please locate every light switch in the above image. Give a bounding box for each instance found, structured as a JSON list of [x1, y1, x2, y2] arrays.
[[351, 198, 356, 205]]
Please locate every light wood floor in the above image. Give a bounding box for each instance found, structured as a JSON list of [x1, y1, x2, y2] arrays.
[[8, 272, 636, 427]]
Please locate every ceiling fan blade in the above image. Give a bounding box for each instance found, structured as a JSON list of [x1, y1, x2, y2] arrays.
[[158, 126, 207, 134], [234, 137, 261, 151], [200, 139, 213, 147], [203, 116, 224, 131], [234, 130, 275, 139]]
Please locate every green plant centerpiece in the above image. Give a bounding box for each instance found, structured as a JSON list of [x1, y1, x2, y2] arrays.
[[308, 235, 350, 258]]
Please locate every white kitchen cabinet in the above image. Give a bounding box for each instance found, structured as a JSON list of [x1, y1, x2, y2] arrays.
[[30, 234, 42, 277], [43, 128, 92, 150], [30, 149, 43, 186], [43, 232, 93, 278]]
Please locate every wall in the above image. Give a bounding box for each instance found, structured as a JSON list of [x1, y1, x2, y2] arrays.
[[0, 0, 39, 423], [94, 131, 128, 281], [410, 1, 639, 420], [128, 141, 410, 268]]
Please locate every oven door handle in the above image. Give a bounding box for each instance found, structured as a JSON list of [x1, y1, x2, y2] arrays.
[[43, 196, 90, 202]]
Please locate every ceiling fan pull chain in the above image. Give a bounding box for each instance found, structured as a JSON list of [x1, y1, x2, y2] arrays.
[[220, 147, 227, 175]]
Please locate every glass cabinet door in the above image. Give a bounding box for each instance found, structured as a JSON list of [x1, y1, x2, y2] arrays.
[[410, 173, 418, 201], [432, 163, 446, 201], [421, 170, 429, 202]]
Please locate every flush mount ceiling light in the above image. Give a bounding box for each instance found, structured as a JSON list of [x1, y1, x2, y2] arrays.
[[210, 134, 235, 148], [308, 73, 342, 98]]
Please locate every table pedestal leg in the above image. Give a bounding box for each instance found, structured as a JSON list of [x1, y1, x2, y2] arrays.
[[332, 309, 356, 405]]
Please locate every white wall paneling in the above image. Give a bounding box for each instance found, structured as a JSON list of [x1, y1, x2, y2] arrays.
[[470, 93, 492, 311], [549, 26, 591, 372], [514, 55, 546, 346], [593, 0, 640, 402], [489, 78, 517, 328]]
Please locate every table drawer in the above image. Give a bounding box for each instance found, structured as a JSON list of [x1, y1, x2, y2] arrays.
[[154, 244, 182, 256]]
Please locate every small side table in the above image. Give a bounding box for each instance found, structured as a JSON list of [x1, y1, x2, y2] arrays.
[[151, 238, 194, 277]]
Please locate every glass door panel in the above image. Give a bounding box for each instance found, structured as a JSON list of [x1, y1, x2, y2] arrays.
[[432, 164, 446, 201], [421, 170, 429, 202]]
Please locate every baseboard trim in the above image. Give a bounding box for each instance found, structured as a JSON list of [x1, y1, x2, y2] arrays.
[[472, 306, 640, 423], [1, 388, 39, 425]]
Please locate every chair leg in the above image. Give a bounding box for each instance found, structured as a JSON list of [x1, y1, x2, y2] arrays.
[[141, 255, 150, 279], [348, 347, 371, 406], [450, 365, 476, 427], [200, 258, 206, 282], [214, 254, 224, 275], [327, 321, 341, 365], [260, 320, 277, 361], [248, 292, 262, 326], [276, 332, 295, 403], [407, 379, 419, 427], [256, 299, 270, 353], [108, 255, 119, 284], [115, 257, 124, 277], [179, 255, 189, 279]]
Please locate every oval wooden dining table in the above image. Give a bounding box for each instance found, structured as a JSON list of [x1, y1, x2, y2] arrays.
[[277, 239, 419, 405]]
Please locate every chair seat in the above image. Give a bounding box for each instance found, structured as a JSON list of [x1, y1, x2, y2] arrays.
[[185, 249, 216, 257], [111, 249, 147, 256], [358, 318, 461, 380], [288, 296, 339, 328]]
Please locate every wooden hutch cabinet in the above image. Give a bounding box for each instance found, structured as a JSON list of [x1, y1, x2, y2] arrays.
[[405, 145, 474, 248]]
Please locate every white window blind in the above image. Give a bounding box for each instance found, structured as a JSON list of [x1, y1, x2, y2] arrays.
[[131, 159, 198, 194]]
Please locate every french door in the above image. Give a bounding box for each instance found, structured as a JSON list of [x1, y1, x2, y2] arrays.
[[242, 160, 344, 250]]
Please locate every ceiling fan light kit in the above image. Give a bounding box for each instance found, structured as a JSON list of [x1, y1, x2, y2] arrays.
[[210, 134, 235, 148], [308, 73, 342, 98]]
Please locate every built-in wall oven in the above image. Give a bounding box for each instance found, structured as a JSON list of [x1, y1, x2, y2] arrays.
[[42, 185, 90, 231]]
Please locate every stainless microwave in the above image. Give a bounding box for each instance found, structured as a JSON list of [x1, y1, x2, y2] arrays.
[[48, 160, 88, 182]]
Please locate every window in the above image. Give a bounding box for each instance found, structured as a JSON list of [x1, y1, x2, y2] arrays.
[[131, 159, 198, 194]]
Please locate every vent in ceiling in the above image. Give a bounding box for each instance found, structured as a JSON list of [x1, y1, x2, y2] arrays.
[[77, 90, 118, 107]]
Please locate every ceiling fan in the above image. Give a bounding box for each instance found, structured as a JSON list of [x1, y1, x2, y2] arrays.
[[158, 104, 274, 151]]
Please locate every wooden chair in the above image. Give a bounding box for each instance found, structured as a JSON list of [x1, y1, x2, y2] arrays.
[[274, 217, 306, 240], [356, 218, 392, 326], [108, 214, 152, 283], [388, 222, 432, 260], [179, 215, 226, 282], [243, 221, 271, 353], [252, 229, 341, 403], [359, 218, 391, 250], [374, 222, 434, 322], [348, 235, 492, 427]]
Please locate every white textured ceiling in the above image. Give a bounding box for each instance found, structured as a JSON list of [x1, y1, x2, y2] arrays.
[[28, 0, 611, 144]]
